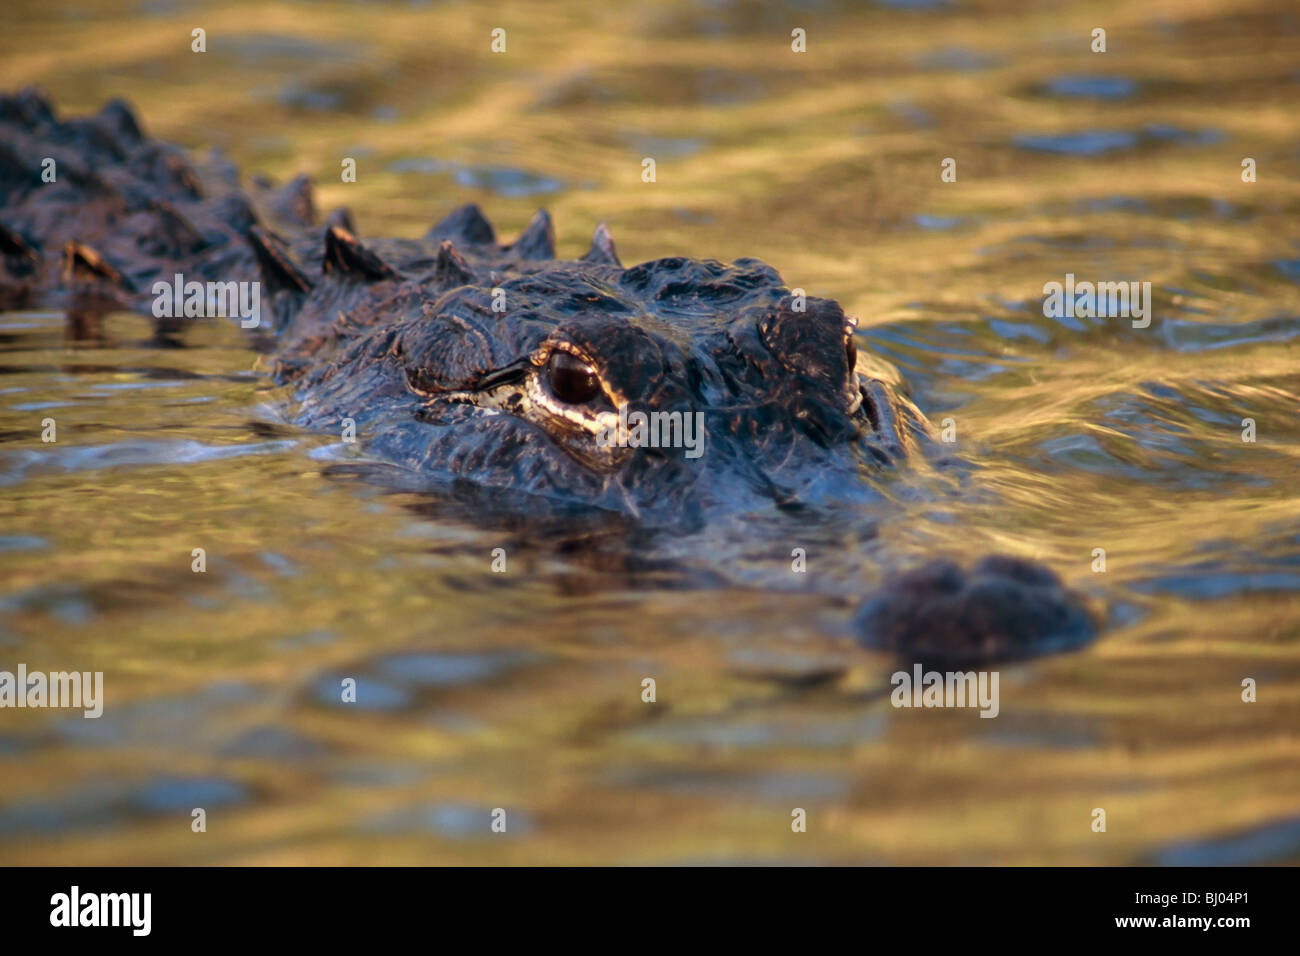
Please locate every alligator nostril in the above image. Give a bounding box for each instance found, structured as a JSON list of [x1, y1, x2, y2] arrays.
[[860, 387, 880, 433]]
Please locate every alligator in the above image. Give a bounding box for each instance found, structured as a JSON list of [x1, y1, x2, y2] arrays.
[[0, 88, 1099, 666]]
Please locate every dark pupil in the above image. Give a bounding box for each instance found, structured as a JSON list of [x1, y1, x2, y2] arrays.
[[845, 336, 858, 372], [547, 351, 601, 403]]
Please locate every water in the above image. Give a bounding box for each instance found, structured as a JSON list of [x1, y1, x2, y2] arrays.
[[1, 0, 1298, 864]]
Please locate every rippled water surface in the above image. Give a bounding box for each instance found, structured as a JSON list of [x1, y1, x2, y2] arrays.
[[1, 0, 1299, 864]]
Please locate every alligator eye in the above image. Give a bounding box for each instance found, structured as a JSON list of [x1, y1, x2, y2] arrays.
[[845, 335, 858, 374], [546, 350, 601, 404]]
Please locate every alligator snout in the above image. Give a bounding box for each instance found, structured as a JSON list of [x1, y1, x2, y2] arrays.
[[854, 555, 1099, 667]]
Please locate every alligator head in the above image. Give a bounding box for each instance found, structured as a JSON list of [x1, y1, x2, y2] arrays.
[[274, 209, 927, 522], [0, 88, 1098, 664]]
